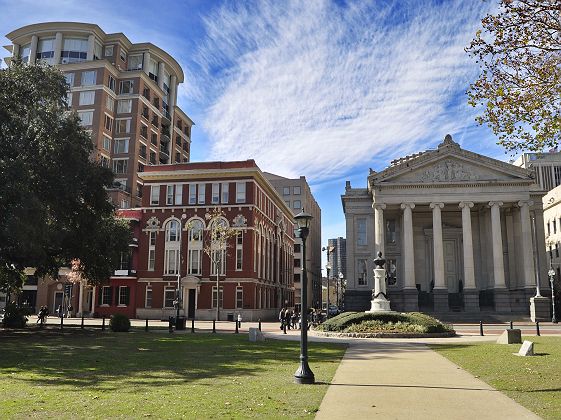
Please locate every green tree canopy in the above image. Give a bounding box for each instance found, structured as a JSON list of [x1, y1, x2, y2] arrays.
[[466, 0, 561, 152], [0, 62, 131, 292]]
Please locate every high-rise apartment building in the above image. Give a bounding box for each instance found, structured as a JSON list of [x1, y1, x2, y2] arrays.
[[4, 22, 193, 208], [264, 173, 322, 309], [512, 151, 561, 192], [327, 237, 347, 280]]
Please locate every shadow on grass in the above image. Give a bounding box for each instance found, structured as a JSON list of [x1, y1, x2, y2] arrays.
[[0, 328, 344, 390]]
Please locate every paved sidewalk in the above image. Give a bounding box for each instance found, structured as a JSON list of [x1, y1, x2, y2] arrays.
[[315, 340, 540, 420]]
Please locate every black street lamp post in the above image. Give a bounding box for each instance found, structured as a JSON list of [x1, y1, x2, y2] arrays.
[[294, 209, 315, 385], [548, 266, 557, 323]]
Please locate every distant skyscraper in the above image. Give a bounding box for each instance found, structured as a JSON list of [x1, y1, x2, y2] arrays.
[[327, 237, 346, 280]]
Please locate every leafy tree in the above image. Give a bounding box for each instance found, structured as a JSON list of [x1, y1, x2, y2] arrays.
[[0, 61, 131, 295], [466, 0, 561, 152], [201, 209, 238, 321]]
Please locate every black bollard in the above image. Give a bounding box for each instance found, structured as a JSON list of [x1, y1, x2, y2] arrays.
[[212, 319, 216, 333], [510, 321, 513, 329], [168, 317, 173, 333], [81, 314, 84, 329], [479, 320, 484, 336], [60, 315, 64, 331], [191, 318, 195, 333], [258, 319, 262, 331], [102, 316, 105, 331], [145, 319, 149, 332], [235, 320, 239, 334], [536, 321, 541, 336]]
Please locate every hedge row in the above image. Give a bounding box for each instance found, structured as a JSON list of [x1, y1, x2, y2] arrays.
[[317, 311, 452, 334]]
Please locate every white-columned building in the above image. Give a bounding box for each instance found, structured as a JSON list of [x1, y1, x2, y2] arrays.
[[343, 135, 549, 314]]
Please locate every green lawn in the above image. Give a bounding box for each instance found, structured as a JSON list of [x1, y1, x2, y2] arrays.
[[431, 337, 561, 420], [0, 329, 346, 419]]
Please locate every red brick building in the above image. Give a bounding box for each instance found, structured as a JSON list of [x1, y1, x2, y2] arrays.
[[93, 160, 296, 321]]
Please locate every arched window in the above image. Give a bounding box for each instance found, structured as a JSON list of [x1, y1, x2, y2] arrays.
[[188, 219, 203, 275], [164, 219, 181, 275]]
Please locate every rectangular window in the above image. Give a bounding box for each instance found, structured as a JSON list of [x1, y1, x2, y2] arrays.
[[165, 249, 179, 275], [210, 249, 226, 276], [212, 183, 220, 204], [166, 185, 174, 205], [189, 184, 196, 205], [108, 75, 116, 92], [149, 58, 158, 81], [358, 259, 368, 286], [357, 218, 367, 246], [36, 38, 55, 64], [212, 286, 224, 309], [113, 138, 129, 154], [175, 185, 183, 205], [120, 49, 127, 62], [148, 231, 156, 271], [118, 286, 130, 306], [140, 124, 148, 139], [81, 70, 96, 86], [119, 80, 134, 94], [106, 96, 115, 112], [221, 183, 229, 204], [104, 115, 113, 132], [102, 136, 111, 151], [283, 187, 290, 196], [293, 200, 301, 209], [293, 186, 301, 195], [386, 219, 397, 244], [145, 286, 152, 307], [65, 73, 75, 86], [294, 243, 301, 253], [164, 287, 175, 308], [100, 155, 110, 168], [112, 159, 128, 174], [198, 183, 205, 204], [150, 185, 160, 205], [236, 286, 243, 309], [188, 249, 201, 275], [93, 41, 102, 60], [116, 119, 131, 134], [236, 182, 246, 203], [151, 132, 158, 145], [293, 273, 300, 283], [101, 286, 112, 305], [127, 54, 143, 71], [294, 259, 301, 268], [77, 111, 93, 126], [236, 232, 243, 271], [117, 99, 132, 114], [149, 151, 156, 165], [79, 90, 95, 106]]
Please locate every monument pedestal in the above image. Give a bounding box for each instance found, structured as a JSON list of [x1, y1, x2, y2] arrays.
[[463, 288, 480, 312], [530, 296, 551, 322], [369, 297, 391, 312], [433, 288, 448, 312], [367, 257, 393, 313]]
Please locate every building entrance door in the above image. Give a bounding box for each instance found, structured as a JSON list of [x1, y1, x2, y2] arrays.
[[187, 289, 196, 319], [53, 291, 63, 314], [444, 240, 459, 293]]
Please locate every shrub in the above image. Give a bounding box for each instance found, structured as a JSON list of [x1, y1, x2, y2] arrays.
[[109, 313, 130, 332], [2, 302, 29, 328], [317, 311, 452, 334]]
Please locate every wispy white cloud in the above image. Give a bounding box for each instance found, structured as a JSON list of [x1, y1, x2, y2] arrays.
[[194, 0, 493, 181]]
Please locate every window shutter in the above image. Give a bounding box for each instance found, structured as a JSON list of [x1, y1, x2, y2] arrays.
[[124, 287, 130, 306]]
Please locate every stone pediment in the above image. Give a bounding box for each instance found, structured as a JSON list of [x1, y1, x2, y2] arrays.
[[371, 135, 533, 186]]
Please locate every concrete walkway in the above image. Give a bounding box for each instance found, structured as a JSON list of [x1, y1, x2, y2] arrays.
[[315, 339, 540, 420]]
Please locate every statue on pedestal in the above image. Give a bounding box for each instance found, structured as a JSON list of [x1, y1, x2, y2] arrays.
[[367, 252, 392, 313]]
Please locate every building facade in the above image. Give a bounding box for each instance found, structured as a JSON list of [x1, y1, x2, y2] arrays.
[[92, 160, 295, 321], [327, 237, 347, 280], [512, 151, 561, 192], [343, 135, 550, 314], [542, 186, 561, 310], [264, 173, 322, 309], [5, 22, 193, 208]]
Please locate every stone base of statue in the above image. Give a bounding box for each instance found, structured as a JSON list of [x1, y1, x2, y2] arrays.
[[367, 265, 392, 313]]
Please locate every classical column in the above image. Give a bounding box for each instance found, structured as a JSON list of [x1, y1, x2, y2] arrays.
[[489, 201, 510, 312], [431, 202, 447, 312], [373, 203, 386, 257], [53, 32, 63, 65], [401, 203, 418, 311], [518, 201, 536, 288], [29, 35, 38, 64], [86, 34, 95, 61], [459, 201, 479, 311], [12, 43, 20, 59], [158, 62, 165, 90], [430, 202, 445, 289], [143, 51, 151, 75]]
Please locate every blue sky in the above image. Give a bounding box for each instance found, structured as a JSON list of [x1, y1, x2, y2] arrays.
[[1, 0, 517, 252]]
